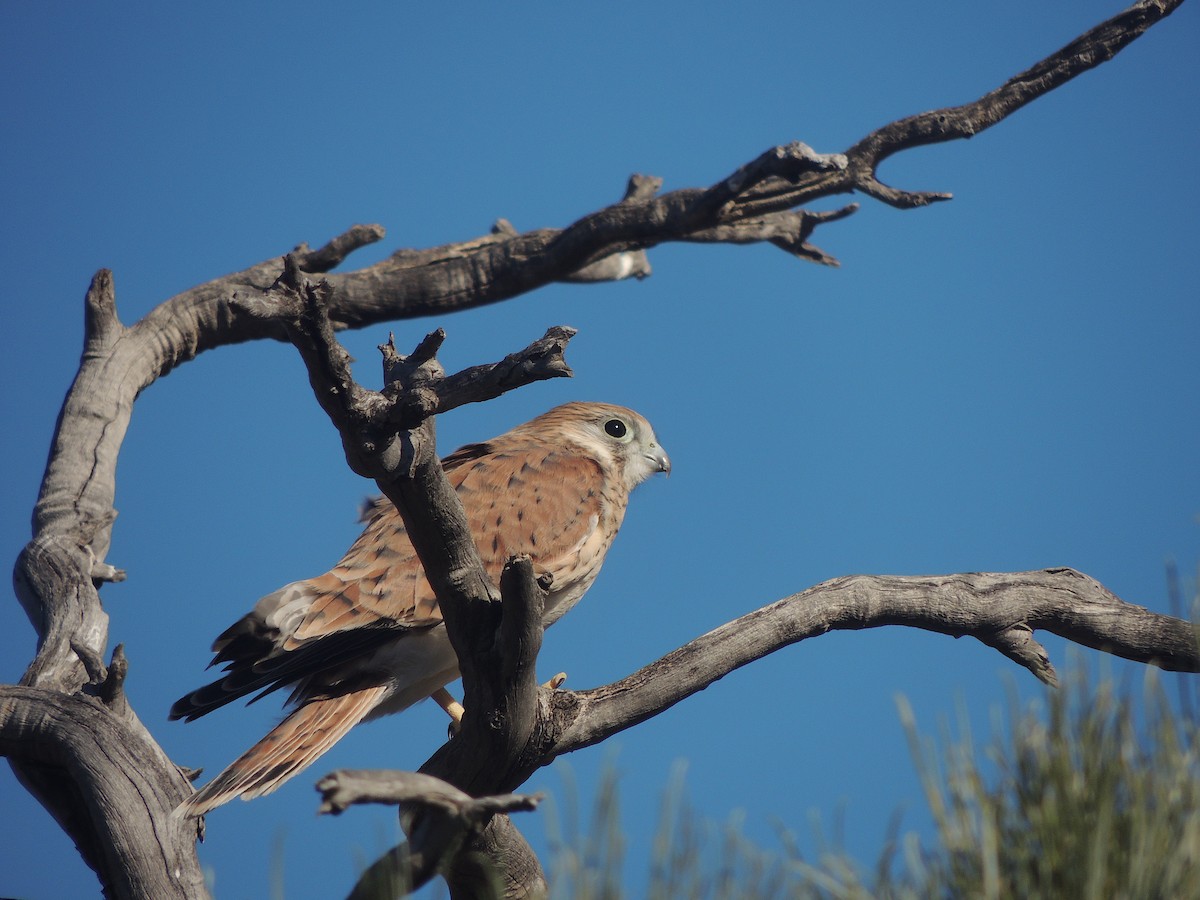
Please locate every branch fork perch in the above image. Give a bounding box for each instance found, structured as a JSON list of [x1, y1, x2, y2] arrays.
[[2, 1, 1192, 896]]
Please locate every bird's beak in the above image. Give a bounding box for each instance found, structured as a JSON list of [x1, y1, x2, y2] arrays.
[[647, 446, 671, 476]]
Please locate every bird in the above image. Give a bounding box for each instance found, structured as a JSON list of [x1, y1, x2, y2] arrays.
[[170, 401, 669, 817]]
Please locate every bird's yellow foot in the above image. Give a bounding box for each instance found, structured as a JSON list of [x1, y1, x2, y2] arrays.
[[432, 687, 465, 736]]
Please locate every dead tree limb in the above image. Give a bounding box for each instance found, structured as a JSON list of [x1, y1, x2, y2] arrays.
[[0, 678, 201, 899], [315, 770, 542, 897], [410, 568, 1200, 799], [551, 568, 1200, 756], [2, 0, 1189, 897]]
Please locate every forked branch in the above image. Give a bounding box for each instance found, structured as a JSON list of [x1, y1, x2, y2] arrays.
[[3, 1, 1189, 897], [316, 770, 543, 896]]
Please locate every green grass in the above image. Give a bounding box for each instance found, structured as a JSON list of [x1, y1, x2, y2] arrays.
[[899, 667, 1200, 900]]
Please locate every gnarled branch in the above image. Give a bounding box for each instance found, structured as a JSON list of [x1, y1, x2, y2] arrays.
[[552, 568, 1200, 754], [0, 683, 202, 898], [391, 568, 1200, 796], [4, 1, 1188, 897], [316, 770, 543, 897]]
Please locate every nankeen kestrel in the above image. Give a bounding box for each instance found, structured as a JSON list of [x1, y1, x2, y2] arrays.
[[171, 402, 669, 816]]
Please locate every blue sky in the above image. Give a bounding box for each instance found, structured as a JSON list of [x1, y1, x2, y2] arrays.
[[2, 1, 1197, 896]]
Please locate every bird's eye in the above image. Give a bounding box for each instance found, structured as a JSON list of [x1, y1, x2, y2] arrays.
[[604, 418, 628, 439]]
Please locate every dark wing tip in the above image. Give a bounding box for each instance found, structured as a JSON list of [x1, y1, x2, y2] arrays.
[[171, 624, 408, 723], [169, 693, 201, 722], [210, 614, 278, 665]]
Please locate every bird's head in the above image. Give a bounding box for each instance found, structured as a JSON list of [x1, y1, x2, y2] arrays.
[[523, 401, 670, 488]]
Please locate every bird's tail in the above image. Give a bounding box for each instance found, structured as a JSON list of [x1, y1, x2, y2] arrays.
[[175, 684, 388, 818]]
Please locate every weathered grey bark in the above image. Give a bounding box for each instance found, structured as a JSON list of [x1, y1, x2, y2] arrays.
[[549, 568, 1200, 756], [314, 769, 543, 896], [0, 678, 201, 899], [3, 1, 1192, 897]]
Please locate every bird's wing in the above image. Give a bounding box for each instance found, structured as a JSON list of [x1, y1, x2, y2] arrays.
[[288, 439, 612, 645], [170, 438, 613, 723]]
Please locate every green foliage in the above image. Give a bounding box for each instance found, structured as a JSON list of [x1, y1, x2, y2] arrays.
[[899, 667, 1200, 899], [546, 667, 1200, 899]]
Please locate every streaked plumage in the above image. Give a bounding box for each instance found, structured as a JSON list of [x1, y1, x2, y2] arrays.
[[171, 402, 669, 816]]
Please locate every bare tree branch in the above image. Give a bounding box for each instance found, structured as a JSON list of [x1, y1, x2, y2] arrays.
[[681, 205, 860, 266], [417, 557, 553, 796], [368, 567, 1199, 798], [317, 770, 541, 819], [316, 770, 543, 897], [845, 0, 1186, 207], [552, 568, 1200, 754], [0, 683, 203, 899], [296, 224, 387, 274], [25, 0, 1185, 619], [343, 815, 547, 900], [4, 2, 1189, 896]]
